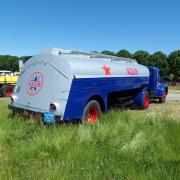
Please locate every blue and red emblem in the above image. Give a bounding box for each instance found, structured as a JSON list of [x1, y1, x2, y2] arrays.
[[26, 72, 43, 96]]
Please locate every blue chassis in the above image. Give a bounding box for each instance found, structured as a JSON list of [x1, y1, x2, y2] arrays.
[[63, 76, 149, 120]]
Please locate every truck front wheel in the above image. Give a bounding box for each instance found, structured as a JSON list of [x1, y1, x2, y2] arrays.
[[142, 92, 150, 109], [82, 100, 102, 123], [159, 92, 166, 103]]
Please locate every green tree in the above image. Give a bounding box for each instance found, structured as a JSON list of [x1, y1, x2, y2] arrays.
[[133, 50, 150, 66], [168, 50, 180, 83], [101, 50, 115, 56], [0, 55, 20, 72], [90, 51, 99, 53], [21, 56, 32, 63], [149, 51, 169, 80], [116, 50, 132, 58]]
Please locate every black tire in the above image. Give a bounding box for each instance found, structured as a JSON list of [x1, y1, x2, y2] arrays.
[[0, 88, 2, 97], [2, 84, 14, 97], [141, 92, 150, 109], [159, 93, 166, 103], [82, 100, 102, 123]]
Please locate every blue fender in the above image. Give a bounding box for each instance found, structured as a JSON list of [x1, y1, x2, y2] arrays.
[[135, 91, 146, 107], [155, 83, 168, 97], [135, 87, 150, 108]]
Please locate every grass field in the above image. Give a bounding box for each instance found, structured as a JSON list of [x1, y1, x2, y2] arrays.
[[169, 90, 180, 94], [169, 86, 180, 90], [0, 98, 180, 179], [169, 86, 180, 94]]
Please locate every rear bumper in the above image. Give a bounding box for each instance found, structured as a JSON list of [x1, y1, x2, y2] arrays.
[[8, 104, 61, 119], [8, 104, 35, 113]]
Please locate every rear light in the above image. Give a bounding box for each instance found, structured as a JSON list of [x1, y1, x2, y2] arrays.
[[50, 103, 56, 111]]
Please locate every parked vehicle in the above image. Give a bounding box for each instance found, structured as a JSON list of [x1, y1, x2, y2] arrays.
[[0, 71, 19, 97], [8, 48, 168, 123]]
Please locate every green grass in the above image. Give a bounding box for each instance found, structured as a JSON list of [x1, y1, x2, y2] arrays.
[[169, 89, 180, 94], [168, 86, 180, 94], [169, 86, 180, 91], [168, 86, 180, 93], [0, 98, 180, 179]]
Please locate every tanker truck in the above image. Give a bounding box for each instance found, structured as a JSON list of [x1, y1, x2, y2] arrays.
[[0, 71, 19, 97], [8, 48, 168, 124]]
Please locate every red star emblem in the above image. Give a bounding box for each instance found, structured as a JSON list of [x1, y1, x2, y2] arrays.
[[102, 65, 111, 76]]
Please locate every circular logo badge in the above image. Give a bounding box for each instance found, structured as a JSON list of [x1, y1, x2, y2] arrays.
[[26, 72, 43, 96]]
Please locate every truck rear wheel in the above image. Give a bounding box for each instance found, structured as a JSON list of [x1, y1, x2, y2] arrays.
[[2, 85, 14, 97], [82, 100, 101, 123], [159, 92, 166, 103]]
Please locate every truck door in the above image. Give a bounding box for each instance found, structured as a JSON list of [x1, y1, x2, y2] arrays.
[[148, 67, 158, 90]]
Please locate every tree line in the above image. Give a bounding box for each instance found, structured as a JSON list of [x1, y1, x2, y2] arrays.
[[0, 50, 180, 82], [0, 56, 31, 72], [101, 50, 180, 83]]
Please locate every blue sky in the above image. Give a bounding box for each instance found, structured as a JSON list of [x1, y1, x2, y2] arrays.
[[0, 0, 179, 56]]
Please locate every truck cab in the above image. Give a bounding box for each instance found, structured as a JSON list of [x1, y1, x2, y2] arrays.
[[148, 66, 168, 103]]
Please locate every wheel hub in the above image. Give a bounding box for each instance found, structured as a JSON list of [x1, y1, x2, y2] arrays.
[[144, 95, 149, 108], [6, 88, 13, 97], [86, 106, 98, 123]]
